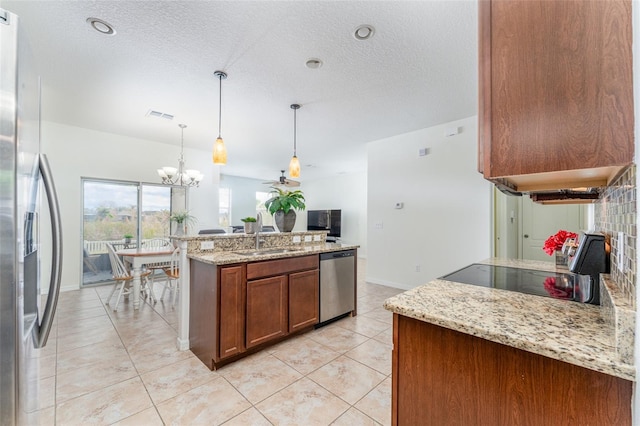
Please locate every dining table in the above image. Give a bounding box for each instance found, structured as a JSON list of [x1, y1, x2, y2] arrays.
[[116, 247, 175, 310]]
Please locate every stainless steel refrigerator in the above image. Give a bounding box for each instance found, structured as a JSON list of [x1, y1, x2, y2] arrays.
[[0, 9, 62, 425]]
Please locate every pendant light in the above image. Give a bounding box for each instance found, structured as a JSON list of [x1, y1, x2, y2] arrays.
[[289, 104, 301, 178], [157, 124, 204, 187], [213, 70, 228, 165]]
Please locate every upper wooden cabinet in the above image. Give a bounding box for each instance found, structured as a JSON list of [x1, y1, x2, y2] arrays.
[[478, 0, 634, 193]]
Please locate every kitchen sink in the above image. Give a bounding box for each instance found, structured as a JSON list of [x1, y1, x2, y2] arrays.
[[233, 248, 304, 257]]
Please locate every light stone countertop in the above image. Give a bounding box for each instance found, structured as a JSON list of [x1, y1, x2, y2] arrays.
[[383, 258, 636, 381], [188, 242, 359, 266]]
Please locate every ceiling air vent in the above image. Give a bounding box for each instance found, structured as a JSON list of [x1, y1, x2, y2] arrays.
[[146, 110, 174, 120]]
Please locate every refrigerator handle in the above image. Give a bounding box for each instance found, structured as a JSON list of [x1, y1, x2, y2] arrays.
[[33, 154, 62, 348]]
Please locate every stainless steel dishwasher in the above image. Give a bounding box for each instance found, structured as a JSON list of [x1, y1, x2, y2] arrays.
[[319, 249, 356, 324]]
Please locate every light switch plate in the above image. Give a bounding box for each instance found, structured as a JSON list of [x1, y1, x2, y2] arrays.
[[313, 235, 321, 241], [617, 232, 624, 272], [292, 236, 301, 243], [201, 241, 214, 250], [304, 235, 312, 242]]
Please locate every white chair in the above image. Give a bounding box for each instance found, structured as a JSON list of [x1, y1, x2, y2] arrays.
[[160, 247, 180, 307], [143, 238, 173, 303], [105, 243, 151, 311]]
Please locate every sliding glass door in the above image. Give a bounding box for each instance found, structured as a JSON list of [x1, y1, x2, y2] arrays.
[[81, 179, 183, 286]]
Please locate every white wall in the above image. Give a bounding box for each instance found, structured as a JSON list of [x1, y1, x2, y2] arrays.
[[300, 171, 367, 257], [366, 116, 492, 289], [220, 174, 268, 226], [41, 122, 221, 291]]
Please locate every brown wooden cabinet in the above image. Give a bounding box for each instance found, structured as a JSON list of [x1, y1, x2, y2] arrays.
[[218, 265, 245, 359], [479, 0, 633, 193], [392, 314, 632, 426], [289, 269, 320, 333], [246, 275, 288, 348], [190, 254, 320, 370]]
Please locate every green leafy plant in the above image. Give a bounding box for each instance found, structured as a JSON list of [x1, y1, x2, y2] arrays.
[[264, 187, 306, 215], [169, 211, 197, 227], [123, 233, 133, 239], [240, 217, 257, 223]]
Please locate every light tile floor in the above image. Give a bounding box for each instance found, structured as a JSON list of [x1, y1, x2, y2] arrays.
[[29, 259, 403, 425]]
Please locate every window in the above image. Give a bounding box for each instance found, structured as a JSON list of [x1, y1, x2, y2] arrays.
[[82, 179, 177, 286], [219, 187, 231, 227]]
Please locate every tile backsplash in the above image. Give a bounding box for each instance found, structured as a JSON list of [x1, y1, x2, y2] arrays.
[[593, 164, 636, 305]]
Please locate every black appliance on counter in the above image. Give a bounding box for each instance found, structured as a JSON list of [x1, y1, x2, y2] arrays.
[[567, 232, 610, 305], [307, 209, 341, 242], [440, 232, 609, 305]]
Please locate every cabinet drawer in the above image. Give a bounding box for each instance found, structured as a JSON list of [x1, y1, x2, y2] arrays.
[[247, 254, 318, 280]]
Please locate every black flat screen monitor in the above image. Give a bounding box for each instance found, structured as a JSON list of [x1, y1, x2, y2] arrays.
[[307, 210, 341, 238]]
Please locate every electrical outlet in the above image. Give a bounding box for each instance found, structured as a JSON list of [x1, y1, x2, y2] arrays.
[[415, 265, 421, 272], [617, 232, 624, 272], [292, 236, 301, 243], [313, 235, 321, 241], [200, 241, 214, 250], [374, 222, 383, 229], [304, 235, 312, 242]]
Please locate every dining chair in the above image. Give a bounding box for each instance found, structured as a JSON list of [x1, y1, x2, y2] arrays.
[[143, 238, 173, 303], [105, 243, 151, 311], [160, 247, 180, 307]]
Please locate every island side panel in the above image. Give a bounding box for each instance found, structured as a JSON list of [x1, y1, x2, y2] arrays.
[[393, 314, 632, 426], [189, 260, 219, 369], [218, 264, 246, 359]]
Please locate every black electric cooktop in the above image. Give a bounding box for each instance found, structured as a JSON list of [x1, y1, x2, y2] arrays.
[[440, 264, 590, 302]]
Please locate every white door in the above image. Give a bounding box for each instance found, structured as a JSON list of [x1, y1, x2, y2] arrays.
[[520, 197, 586, 262]]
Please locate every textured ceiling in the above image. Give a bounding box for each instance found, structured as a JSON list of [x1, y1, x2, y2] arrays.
[[3, 0, 478, 181]]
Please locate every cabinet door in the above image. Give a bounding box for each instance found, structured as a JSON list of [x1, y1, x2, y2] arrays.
[[246, 275, 288, 348], [289, 269, 319, 333], [479, 0, 633, 189], [218, 265, 245, 359]]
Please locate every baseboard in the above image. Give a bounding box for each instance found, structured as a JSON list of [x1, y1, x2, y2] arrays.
[[365, 277, 414, 291]]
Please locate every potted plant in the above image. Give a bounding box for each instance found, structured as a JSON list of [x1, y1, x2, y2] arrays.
[[240, 216, 258, 234], [123, 233, 133, 244], [264, 187, 306, 232], [169, 211, 197, 236]]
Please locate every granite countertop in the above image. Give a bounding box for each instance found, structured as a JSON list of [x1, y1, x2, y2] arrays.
[[188, 243, 359, 265], [383, 258, 636, 381]]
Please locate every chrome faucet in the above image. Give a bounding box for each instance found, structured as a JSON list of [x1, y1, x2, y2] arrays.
[[255, 212, 265, 249]]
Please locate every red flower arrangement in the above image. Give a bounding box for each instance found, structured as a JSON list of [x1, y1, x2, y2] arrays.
[[542, 230, 578, 256]]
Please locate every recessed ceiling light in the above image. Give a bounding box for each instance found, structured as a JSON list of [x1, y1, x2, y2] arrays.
[[86, 17, 116, 35], [353, 24, 375, 41], [305, 58, 323, 69]]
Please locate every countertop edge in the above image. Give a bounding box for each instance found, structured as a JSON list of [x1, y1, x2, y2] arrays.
[[383, 261, 636, 382], [187, 243, 360, 265]]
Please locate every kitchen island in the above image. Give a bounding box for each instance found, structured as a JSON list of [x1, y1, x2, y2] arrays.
[[182, 232, 358, 370], [384, 258, 634, 425]]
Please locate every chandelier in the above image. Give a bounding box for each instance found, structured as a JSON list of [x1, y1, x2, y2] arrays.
[[157, 124, 204, 187]]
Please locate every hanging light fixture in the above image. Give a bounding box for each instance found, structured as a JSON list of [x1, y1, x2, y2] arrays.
[[157, 124, 204, 187], [289, 104, 301, 178], [213, 70, 228, 165]]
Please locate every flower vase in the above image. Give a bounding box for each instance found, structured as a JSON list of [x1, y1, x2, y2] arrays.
[[244, 222, 257, 234], [174, 223, 184, 236], [274, 210, 296, 232]]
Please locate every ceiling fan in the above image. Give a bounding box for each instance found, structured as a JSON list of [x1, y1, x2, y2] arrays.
[[263, 170, 300, 187]]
